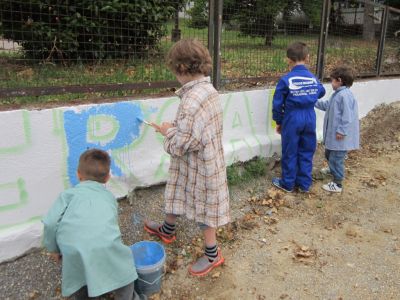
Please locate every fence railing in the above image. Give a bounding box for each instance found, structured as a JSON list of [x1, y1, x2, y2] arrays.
[[0, 0, 399, 104]]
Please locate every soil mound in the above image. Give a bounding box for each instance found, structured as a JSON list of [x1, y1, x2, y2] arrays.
[[361, 101, 400, 149]]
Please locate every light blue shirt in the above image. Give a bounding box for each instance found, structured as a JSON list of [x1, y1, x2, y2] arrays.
[[42, 181, 138, 297], [315, 86, 360, 151]]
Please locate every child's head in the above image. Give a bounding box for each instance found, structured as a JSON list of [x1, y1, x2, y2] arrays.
[[287, 42, 309, 64], [77, 149, 111, 183], [330, 65, 355, 89], [166, 38, 212, 77]]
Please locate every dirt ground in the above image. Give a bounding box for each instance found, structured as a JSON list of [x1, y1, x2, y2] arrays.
[[0, 102, 399, 300]]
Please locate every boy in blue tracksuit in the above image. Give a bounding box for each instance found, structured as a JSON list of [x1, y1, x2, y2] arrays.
[[272, 42, 326, 192], [315, 65, 359, 193]]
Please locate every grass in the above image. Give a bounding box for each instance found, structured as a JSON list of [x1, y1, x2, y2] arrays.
[[1, 19, 399, 107], [227, 157, 269, 186]]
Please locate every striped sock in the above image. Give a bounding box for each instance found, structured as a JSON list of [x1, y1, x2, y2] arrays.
[[205, 244, 218, 262], [160, 221, 175, 235]]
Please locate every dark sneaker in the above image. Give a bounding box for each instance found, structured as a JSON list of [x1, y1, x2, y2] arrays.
[[272, 177, 293, 193], [189, 249, 225, 276], [144, 220, 176, 244]]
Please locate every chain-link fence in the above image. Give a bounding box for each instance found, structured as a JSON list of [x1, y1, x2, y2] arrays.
[[0, 0, 205, 104], [323, 0, 400, 78], [219, 0, 323, 88], [381, 6, 400, 75], [0, 0, 399, 106]]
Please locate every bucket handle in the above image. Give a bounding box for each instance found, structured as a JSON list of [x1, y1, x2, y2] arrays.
[[137, 269, 166, 286]]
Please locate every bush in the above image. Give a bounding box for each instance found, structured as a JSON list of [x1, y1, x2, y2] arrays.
[[235, 0, 288, 46], [187, 0, 240, 30], [0, 0, 184, 61], [187, 0, 208, 29]]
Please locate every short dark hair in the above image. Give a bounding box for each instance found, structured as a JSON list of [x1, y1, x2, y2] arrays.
[[330, 65, 355, 87], [166, 38, 212, 76], [78, 149, 111, 183], [287, 42, 309, 62]]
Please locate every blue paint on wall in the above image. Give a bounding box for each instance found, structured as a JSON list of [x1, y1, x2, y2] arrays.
[[64, 102, 143, 186]]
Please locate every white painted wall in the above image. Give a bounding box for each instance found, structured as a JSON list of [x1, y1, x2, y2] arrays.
[[0, 78, 399, 262]]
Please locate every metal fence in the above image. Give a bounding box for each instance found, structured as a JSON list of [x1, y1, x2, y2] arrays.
[[321, 0, 400, 78], [0, 0, 399, 103]]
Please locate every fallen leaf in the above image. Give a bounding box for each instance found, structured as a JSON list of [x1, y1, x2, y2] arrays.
[[261, 199, 273, 206], [17, 68, 34, 78], [301, 245, 309, 251], [346, 227, 358, 237], [267, 188, 283, 200], [28, 290, 40, 300]]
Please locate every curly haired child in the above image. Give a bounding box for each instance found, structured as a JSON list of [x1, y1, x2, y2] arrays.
[[144, 39, 230, 276]]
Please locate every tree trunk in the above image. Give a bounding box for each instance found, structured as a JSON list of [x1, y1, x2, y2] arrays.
[[363, 3, 375, 41], [264, 18, 274, 46], [353, 7, 357, 25]]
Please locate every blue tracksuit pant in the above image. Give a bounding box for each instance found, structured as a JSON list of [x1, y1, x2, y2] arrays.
[[281, 108, 316, 190]]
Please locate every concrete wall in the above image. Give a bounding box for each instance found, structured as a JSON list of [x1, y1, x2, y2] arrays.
[[1, 78, 399, 262]]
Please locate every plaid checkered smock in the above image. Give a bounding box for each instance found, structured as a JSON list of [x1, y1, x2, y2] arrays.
[[163, 77, 230, 228]]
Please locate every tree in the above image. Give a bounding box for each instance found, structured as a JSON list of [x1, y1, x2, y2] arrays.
[[235, 0, 289, 46], [363, 2, 376, 41], [187, 0, 209, 29], [0, 0, 185, 61], [187, 0, 237, 29], [299, 0, 324, 27]]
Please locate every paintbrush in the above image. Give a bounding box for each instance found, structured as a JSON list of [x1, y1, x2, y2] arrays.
[[136, 116, 152, 126], [136, 116, 160, 130]]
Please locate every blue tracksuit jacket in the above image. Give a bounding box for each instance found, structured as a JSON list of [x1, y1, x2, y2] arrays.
[[272, 64, 326, 190]]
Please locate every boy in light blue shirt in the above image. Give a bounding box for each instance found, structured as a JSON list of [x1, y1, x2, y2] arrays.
[[42, 149, 144, 300], [315, 66, 360, 193]]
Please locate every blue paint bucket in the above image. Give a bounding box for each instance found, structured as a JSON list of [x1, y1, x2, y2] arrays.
[[130, 241, 166, 296]]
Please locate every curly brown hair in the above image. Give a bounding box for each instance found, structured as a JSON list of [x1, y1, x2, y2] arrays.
[[78, 149, 111, 183], [166, 38, 212, 76]]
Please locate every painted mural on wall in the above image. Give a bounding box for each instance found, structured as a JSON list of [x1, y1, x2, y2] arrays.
[[0, 90, 276, 240], [1, 78, 399, 262], [64, 103, 144, 186]]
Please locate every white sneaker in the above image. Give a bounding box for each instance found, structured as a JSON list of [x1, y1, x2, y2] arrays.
[[322, 182, 342, 193], [320, 167, 331, 175]]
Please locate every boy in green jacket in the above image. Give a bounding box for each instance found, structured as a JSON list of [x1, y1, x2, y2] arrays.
[[42, 149, 142, 300]]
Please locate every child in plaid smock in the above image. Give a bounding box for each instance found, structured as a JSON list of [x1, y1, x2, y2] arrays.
[[144, 38, 230, 276]]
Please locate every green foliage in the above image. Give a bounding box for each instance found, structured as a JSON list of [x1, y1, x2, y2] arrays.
[[227, 157, 268, 186], [187, 0, 208, 29], [0, 0, 184, 61], [187, 0, 240, 29], [222, 0, 237, 26], [234, 0, 289, 46], [299, 0, 323, 27], [187, 0, 293, 45]]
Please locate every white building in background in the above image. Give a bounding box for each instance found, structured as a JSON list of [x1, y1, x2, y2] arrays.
[[179, 1, 194, 19], [0, 39, 20, 51], [338, 1, 384, 25]]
